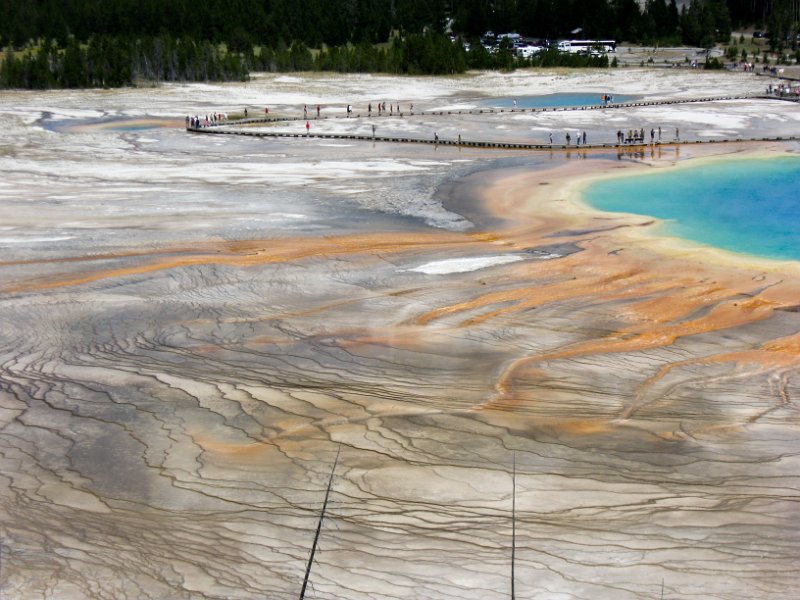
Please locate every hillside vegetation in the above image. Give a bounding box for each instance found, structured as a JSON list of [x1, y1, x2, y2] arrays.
[[0, 0, 797, 88]]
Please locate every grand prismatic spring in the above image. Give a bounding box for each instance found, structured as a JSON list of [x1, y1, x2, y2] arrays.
[[1, 69, 800, 599]]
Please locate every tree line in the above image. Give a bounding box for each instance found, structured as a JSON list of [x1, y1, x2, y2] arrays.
[[0, 0, 797, 89], [454, 0, 796, 45], [0, 36, 248, 89], [253, 34, 608, 75], [4, 0, 794, 49]]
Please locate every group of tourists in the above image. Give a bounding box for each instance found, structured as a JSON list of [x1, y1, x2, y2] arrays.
[[616, 127, 668, 144], [270, 102, 417, 119], [367, 102, 410, 116], [555, 126, 678, 146], [302, 105, 322, 118], [229, 101, 419, 123], [186, 113, 227, 128], [734, 62, 788, 76], [564, 130, 588, 145], [766, 83, 800, 98], [215, 100, 422, 123]]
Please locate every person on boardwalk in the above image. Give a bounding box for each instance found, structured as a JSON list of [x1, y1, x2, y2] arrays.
[[372, 124, 376, 139], [434, 132, 439, 143], [316, 105, 320, 117], [650, 128, 655, 143], [306, 121, 310, 136], [304, 105, 307, 119], [244, 108, 248, 117], [675, 127, 680, 140], [368, 103, 372, 116], [549, 132, 553, 145], [566, 132, 571, 145], [582, 131, 587, 145], [265, 106, 269, 115]]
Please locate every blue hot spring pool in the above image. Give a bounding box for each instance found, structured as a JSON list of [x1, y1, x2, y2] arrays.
[[582, 156, 800, 261], [486, 93, 637, 109]]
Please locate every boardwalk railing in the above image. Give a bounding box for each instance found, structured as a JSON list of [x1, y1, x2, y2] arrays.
[[186, 94, 800, 150]]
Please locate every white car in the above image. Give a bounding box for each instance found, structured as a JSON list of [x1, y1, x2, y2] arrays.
[[517, 45, 543, 58]]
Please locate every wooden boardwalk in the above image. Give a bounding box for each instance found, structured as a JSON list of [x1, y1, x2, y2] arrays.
[[187, 94, 800, 151]]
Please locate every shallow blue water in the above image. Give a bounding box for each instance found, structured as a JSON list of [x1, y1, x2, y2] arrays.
[[43, 116, 174, 132], [583, 156, 800, 261], [487, 93, 637, 109]]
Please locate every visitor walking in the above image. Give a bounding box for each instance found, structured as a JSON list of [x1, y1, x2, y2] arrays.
[[306, 121, 310, 136]]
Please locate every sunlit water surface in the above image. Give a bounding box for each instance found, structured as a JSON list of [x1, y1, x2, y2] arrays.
[[583, 156, 800, 261]]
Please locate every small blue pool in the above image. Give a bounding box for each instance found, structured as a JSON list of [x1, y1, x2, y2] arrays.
[[485, 93, 638, 109]]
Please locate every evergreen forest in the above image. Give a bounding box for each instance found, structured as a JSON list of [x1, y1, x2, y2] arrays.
[[0, 0, 797, 89]]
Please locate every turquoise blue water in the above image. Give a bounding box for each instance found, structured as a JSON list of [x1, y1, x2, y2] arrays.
[[583, 156, 800, 261], [488, 93, 637, 109]]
